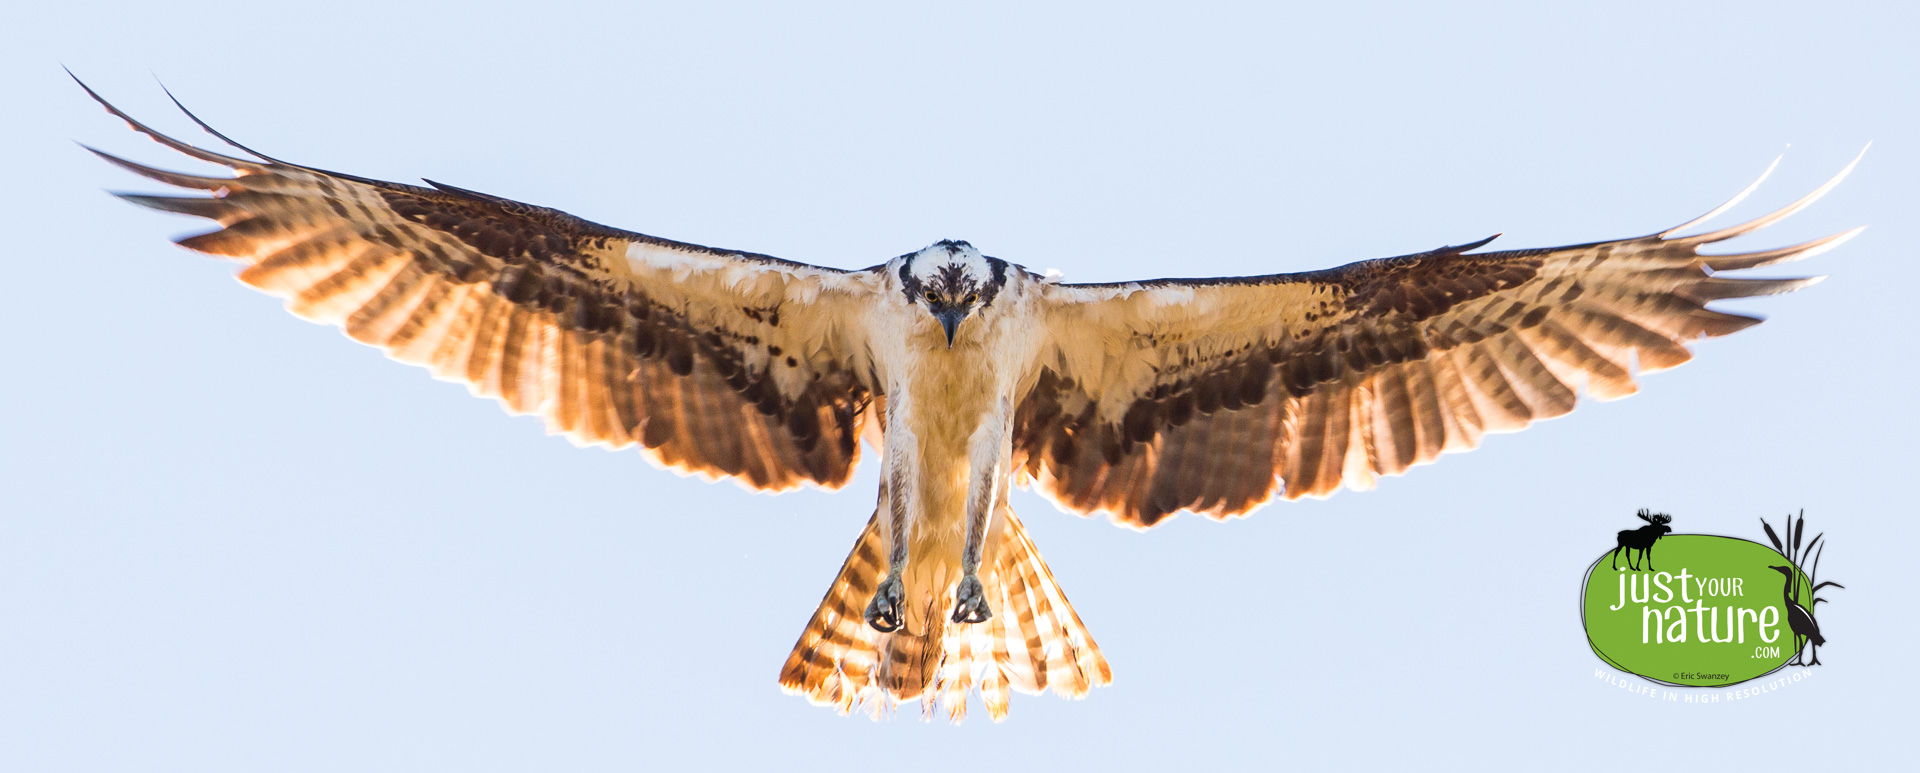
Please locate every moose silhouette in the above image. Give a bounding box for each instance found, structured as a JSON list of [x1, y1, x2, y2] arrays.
[[1611, 509, 1672, 571]]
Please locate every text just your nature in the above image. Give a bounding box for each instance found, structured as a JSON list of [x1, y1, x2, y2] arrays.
[[1607, 568, 1782, 645]]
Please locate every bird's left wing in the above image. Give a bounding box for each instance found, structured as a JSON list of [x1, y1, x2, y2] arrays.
[[83, 81, 885, 492], [1015, 157, 1862, 529]]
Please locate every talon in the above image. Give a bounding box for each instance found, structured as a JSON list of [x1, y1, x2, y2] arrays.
[[866, 575, 904, 633], [950, 574, 992, 624]]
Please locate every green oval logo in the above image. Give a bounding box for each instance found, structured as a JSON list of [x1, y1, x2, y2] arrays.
[[1581, 534, 1812, 686]]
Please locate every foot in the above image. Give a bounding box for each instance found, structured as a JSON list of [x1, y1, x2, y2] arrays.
[[866, 574, 904, 633], [951, 574, 992, 624]]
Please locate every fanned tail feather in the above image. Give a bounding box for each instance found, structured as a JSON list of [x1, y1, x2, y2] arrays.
[[779, 505, 1110, 722]]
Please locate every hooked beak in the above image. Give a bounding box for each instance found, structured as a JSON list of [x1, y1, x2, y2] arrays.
[[935, 308, 966, 348]]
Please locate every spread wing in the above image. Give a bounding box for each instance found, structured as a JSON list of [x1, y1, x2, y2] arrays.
[[1015, 155, 1863, 528], [83, 80, 883, 492]]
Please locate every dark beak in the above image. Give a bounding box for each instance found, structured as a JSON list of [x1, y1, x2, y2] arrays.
[[935, 308, 965, 348]]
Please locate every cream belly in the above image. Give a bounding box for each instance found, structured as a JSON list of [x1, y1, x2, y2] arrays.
[[905, 351, 996, 548], [893, 319, 1007, 631]]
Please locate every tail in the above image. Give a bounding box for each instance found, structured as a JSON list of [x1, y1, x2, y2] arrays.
[[778, 504, 1111, 722]]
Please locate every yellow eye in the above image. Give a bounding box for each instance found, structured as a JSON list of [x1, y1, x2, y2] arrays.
[[925, 290, 939, 302], [965, 293, 977, 304]]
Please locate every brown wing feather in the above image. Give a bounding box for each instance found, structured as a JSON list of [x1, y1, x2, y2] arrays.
[[85, 81, 880, 492], [1019, 157, 1863, 529]]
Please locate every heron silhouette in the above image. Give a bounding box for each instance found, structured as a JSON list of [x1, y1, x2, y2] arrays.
[[1760, 510, 1845, 667], [1768, 565, 1825, 665]]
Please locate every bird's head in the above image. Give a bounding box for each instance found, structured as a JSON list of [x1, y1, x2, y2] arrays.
[[1768, 565, 1793, 576], [900, 240, 1006, 348]]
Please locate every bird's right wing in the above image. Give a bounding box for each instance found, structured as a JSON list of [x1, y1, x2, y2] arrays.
[[84, 80, 887, 492]]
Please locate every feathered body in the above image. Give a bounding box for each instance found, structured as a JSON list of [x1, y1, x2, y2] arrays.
[[778, 248, 1110, 720], [76, 76, 1860, 721]]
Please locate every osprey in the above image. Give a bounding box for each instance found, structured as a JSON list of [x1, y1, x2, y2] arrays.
[[78, 79, 1862, 722]]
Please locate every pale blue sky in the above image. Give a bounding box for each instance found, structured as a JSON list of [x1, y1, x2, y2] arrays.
[[4, 2, 1916, 770]]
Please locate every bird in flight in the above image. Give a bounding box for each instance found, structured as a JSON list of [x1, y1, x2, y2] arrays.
[[77, 76, 1862, 722]]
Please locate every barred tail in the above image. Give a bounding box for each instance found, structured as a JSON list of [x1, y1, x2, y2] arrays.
[[778, 504, 1111, 722]]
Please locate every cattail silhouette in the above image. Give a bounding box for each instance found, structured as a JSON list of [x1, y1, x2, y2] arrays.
[[1611, 509, 1672, 571], [1761, 510, 1843, 666]]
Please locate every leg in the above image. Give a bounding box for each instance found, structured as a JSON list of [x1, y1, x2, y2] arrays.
[[952, 400, 1011, 625], [863, 473, 906, 632], [1611, 546, 1621, 570], [865, 402, 915, 634], [952, 483, 994, 625], [1644, 543, 1655, 572]]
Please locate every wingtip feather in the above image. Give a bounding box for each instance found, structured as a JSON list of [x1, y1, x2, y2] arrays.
[[72, 75, 259, 169], [1702, 226, 1865, 271], [82, 143, 235, 190], [1677, 146, 1868, 246], [155, 76, 283, 164], [1689, 275, 1825, 302], [1658, 153, 1782, 238], [113, 192, 228, 220]]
